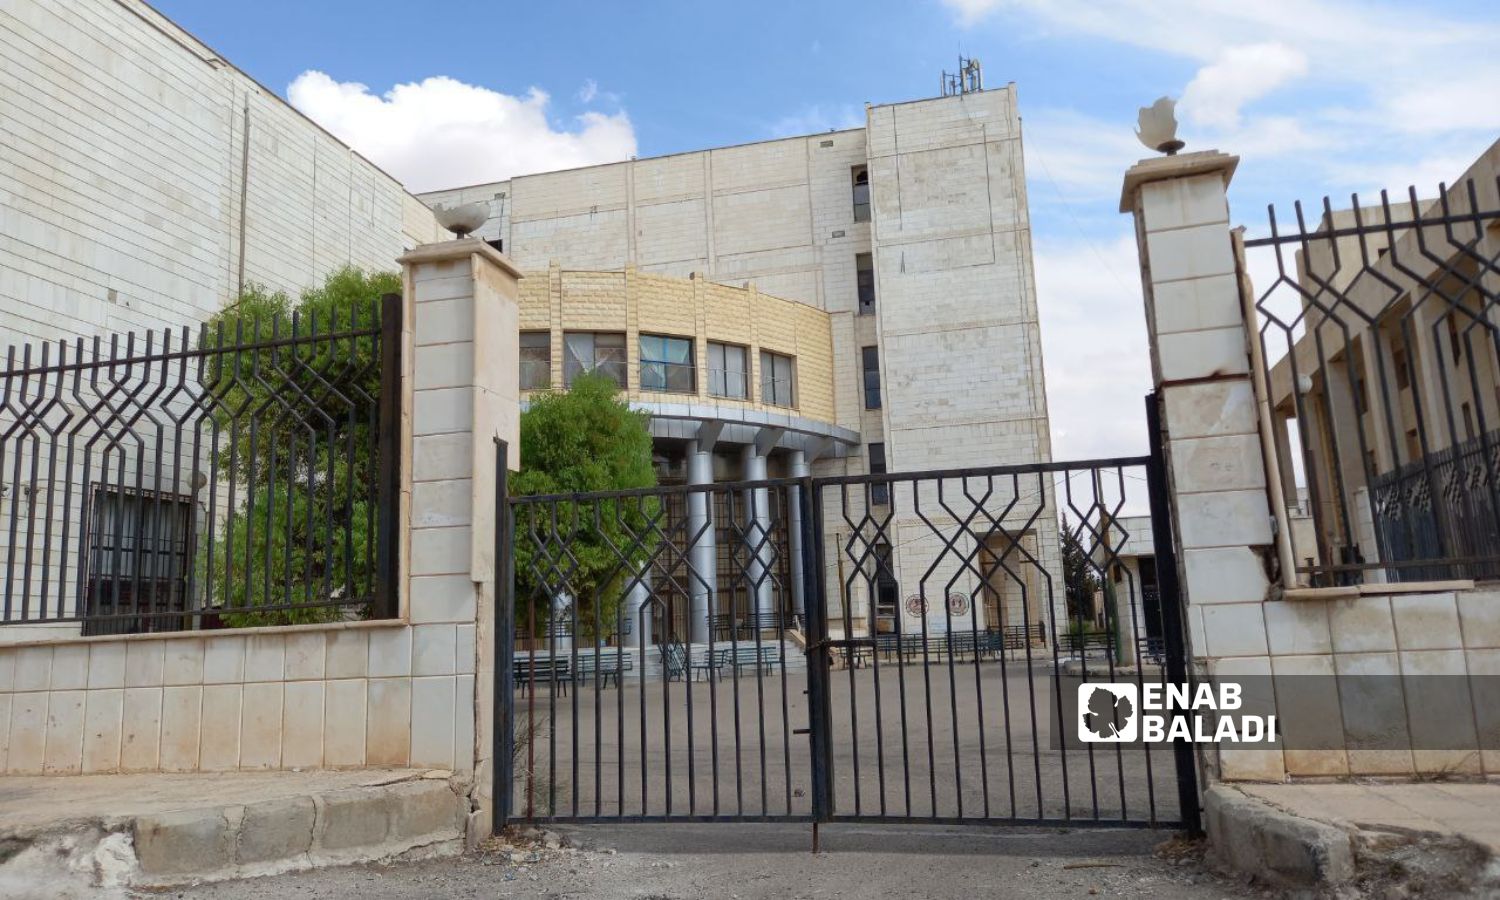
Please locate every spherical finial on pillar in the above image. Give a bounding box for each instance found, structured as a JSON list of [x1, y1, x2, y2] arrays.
[[1136, 97, 1185, 156]]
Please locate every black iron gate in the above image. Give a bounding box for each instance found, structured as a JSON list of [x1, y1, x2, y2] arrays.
[[494, 394, 1198, 831]]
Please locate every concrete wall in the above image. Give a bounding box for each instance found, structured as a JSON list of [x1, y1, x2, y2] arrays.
[[0, 0, 439, 348], [517, 266, 837, 424]]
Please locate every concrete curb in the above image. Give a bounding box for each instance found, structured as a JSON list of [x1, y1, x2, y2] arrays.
[[1204, 784, 1499, 895], [1204, 784, 1355, 887], [0, 771, 472, 891]]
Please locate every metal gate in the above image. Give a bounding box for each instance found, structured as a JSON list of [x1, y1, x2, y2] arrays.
[[494, 394, 1198, 831]]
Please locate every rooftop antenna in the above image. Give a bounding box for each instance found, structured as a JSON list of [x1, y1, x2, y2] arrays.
[[941, 56, 983, 97]]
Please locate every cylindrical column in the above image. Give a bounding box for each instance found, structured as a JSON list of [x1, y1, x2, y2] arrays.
[[785, 450, 809, 630], [742, 444, 775, 629], [628, 571, 654, 649], [686, 441, 716, 645]]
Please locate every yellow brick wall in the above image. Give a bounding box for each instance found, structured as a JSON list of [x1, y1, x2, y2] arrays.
[[516, 265, 836, 425]]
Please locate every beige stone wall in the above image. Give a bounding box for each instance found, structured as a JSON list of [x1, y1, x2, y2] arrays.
[[517, 267, 837, 425], [0, 0, 439, 348]]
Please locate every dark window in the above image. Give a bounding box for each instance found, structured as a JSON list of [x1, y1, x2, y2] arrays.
[[856, 252, 876, 315], [862, 345, 882, 409], [640, 334, 695, 393], [869, 441, 888, 505], [1354, 375, 1368, 415], [1393, 347, 1410, 391], [563, 332, 626, 387], [519, 331, 550, 390], [707, 341, 749, 399], [874, 540, 898, 632], [760, 351, 795, 407], [1463, 403, 1476, 441], [1449, 313, 1463, 363], [85, 487, 193, 635], [851, 165, 871, 223]]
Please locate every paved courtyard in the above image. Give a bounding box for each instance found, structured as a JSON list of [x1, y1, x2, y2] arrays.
[[514, 657, 1181, 825]]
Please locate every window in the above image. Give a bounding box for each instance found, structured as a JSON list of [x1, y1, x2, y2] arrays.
[[851, 165, 871, 223], [519, 331, 550, 390], [1449, 314, 1463, 363], [85, 487, 193, 635], [1392, 347, 1410, 391], [873, 540, 898, 633], [564, 331, 626, 387], [1463, 403, 1476, 441], [856, 252, 876, 315], [639, 334, 695, 394], [760, 351, 795, 407], [862, 346, 882, 409], [869, 442, 888, 505], [707, 341, 749, 399]]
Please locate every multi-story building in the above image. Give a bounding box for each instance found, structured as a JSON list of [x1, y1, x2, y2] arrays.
[[0, 0, 1059, 643], [1263, 139, 1500, 584], [423, 81, 1060, 640]]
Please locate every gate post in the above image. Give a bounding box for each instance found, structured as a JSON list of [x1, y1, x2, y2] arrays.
[[398, 237, 523, 842], [1120, 152, 1286, 784]]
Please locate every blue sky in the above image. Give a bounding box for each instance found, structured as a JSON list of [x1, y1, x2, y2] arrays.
[[153, 0, 1500, 460]]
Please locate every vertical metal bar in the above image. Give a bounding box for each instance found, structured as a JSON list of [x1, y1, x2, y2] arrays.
[[801, 477, 834, 823], [372, 293, 402, 619], [1145, 392, 1202, 834], [493, 439, 515, 832]]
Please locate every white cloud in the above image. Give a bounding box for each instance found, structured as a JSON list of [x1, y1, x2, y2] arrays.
[[288, 72, 637, 193], [1180, 43, 1307, 129], [1034, 232, 1154, 461]]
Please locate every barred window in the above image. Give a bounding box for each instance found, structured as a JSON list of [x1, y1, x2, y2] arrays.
[[856, 252, 876, 314], [640, 334, 695, 394], [520, 331, 551, 390], [851, 166, 871, 223], [760, 351, 796, 407], [564, 331, 626, 387], [85, 487, 194, 635], [707, 341, 749, 399]]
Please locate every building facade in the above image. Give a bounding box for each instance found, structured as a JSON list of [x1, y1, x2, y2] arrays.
[[426, 86, 1060, 639]]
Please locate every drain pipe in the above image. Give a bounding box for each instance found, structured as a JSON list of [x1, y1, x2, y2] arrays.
[[1233, 227, 1299, 590]]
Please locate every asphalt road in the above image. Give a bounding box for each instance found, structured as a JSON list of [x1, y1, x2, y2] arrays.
[[168, 823, 1258, 900]]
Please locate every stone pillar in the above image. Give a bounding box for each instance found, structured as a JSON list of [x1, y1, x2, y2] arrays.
[[1121, 152, 1284, 781], [399, 237, 521, 840], [628, 574, 654, 650], [741, 443, 775, 629], [786, 449, 809, 626], [686, 440, 716, 644]]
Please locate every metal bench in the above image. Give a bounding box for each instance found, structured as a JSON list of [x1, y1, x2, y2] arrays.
[[575, 650, 635, 688], [513, 655, 570, 696], [724, 643, 781, 676]]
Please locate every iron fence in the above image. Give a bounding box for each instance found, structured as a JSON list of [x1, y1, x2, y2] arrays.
[[1245, 177, 1500, 585], [499, 445, 1195, 828], [0, 294, 402, 633]]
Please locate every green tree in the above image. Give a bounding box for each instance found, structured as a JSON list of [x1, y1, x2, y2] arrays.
[[511, 371, 658, 639], [198, 267, 399, 627], [1061, 516, 1102, 626]]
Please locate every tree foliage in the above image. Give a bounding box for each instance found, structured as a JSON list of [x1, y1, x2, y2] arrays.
[[511, 371, 658, 637], [1061, 515, 1102, 625], [198, 267, 398, 627]]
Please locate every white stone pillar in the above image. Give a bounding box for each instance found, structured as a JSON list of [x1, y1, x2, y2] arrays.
[[742, 444, 774, 629], [686, 440, 716, 644], [1121, 152, 1283, 781], [786, 449, 809, 626], [399, 237, 521, 839], [628, 574, 653, 650]]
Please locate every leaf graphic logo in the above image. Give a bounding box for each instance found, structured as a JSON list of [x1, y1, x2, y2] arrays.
[[1077, 683, 1138, 742]]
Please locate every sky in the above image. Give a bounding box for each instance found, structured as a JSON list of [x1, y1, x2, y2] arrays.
[[154, 0, 1500, 464]]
